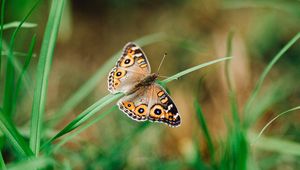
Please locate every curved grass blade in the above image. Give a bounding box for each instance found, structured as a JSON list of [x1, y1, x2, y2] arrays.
[[224, 31, 240, 125], [44, 57, 231, 146], [194, 100, 215, 165], [0, 108, 33, 157], [49, 32, 167, 126], [12, 35, 36, 115], [2, 0, 41, 117], [163, 57, 232, 83], [1, 40, 34, 96], [252, 106, 300, 144], [0, 0, 5, 75], [1, 22, 37, 30], [51, 106, 118, 153], [7, 157, 53, 170], [42, 93, 123, 149], [244, 77, 294, 128], [244, 32, 300, 117], [30, 0, 66, 156], [0, 152, 6, 170], [250, 132, 300, 156]]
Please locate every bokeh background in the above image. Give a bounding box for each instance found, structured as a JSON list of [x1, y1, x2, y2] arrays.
[[1, 0, 300, 169]]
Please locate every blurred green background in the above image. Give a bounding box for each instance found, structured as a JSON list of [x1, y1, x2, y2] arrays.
[[1, 0, 300, 169]]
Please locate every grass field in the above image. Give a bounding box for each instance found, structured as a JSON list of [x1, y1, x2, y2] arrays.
[[0, 0, 300, 169]]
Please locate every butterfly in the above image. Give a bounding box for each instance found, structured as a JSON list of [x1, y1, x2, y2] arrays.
[[107, 42, 181, 127]]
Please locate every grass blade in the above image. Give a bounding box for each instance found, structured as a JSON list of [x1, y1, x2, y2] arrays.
[[0, 0, 5, 76], [12, 35, 36, 115], [252, 106, 300, 144], [49, 32, 167, 125], [1, 41, 34, 97], [250, 132, 300, 156], [1, 22, 37, 30], [0, 152, 7, 170], [44, 57, 230, 145], [163, 57, 232, 83], [194, 100, 215, 165], [30, 0, 66, 156], [2, 0, 41, 117], [7, 157, 53, 170], [224, 31, 240, 125], [0, 108, 33, 157], [51, 106, 118, 153], [42, 93, 122, 148], [244, 32, 300, 117], [245, 77, 294, 128]]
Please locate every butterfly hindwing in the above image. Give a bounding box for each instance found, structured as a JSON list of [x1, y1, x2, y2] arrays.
[[117, 86, 151, 121], [117, 84, 181, 127], [147, 84, 181, 127], [108, 42, 151, 94]]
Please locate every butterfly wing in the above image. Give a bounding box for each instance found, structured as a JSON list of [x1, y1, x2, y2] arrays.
[[118, 85, 153, 121], [118, 84, 181, 127], [108, 42, 151, 94], [147, 84, 181, 127]]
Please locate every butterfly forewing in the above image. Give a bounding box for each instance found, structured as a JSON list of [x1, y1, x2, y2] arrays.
[[108, 42, 151, 94]]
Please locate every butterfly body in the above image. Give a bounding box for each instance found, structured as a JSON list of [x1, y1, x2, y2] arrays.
[[127, 73, 158, 95], [108, 42, 181, 127]]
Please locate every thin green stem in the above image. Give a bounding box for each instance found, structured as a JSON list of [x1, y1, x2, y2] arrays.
[[1, 21, 37, 30], [251, 106, 300, 145]]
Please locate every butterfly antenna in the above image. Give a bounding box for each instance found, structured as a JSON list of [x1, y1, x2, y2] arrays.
[[157, 53, 167, 73]]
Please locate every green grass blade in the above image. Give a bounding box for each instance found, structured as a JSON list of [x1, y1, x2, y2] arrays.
[[30, 0, 66, 156], [44, 57, 230, 145], [12, 35, 36, 115], [2, 0, 41, 117], [7, 157, 53, 170], [252, 106, 300, 144], [42, 93, 122, 148], [1, 40, 34, 97], [0, 0, 5, 76], [224, 31, 240, 125], [244, 32, 300, 116], [51, 106, 118, 153], [0, 108, 33, 157], [225, 31, 234, 92], [250, 132, 300, 156], [163, 57, 232, 83], [0, 152, 7, 170], [244, 77, 294, 128], [49, 32, 167, 125], [194, 100, 215, 165], [2, 22, 37, 30]]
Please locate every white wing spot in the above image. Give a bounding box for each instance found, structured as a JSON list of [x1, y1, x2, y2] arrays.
[[134, 53, 142, 57], [167, 104, 173, 112]]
